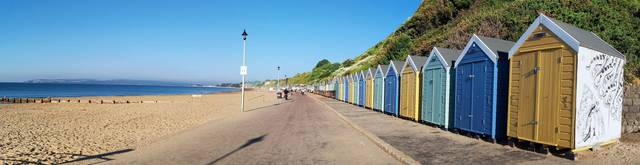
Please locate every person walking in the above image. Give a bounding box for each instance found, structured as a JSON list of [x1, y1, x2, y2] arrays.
[[283, 88, 290, 100]]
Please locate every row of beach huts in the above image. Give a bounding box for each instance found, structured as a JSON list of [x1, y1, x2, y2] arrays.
[[312, 14, 625, 154]]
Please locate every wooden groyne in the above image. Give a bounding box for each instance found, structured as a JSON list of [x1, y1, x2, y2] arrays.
[[0, 97, 160, 104]]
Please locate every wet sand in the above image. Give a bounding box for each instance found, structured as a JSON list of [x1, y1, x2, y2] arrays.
[[0, 90, 279, 164]]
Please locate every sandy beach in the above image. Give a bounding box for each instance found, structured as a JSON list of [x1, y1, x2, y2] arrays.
[[0, 90, 279, 164], [582, 132, 640, 163]]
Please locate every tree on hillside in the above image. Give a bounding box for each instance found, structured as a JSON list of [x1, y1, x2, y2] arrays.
[[310, 59, 340, 82], [315, 59, 331, 68], [285, 59, 341, 85], [342, 59, 354, 67]]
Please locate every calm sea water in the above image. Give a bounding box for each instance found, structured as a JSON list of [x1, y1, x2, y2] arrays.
[[0, 83, 239, 98]]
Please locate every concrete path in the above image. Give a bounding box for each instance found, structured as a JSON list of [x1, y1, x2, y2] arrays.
[[107, 94, 399, 164], [312, 95, 574, 165]]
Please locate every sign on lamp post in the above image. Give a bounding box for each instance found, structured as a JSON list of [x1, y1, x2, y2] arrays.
[[240, 66, 247, 75]]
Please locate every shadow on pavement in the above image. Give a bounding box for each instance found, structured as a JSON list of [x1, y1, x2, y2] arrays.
[[245, 103, 282, 112], [1, 148, 134, 164], [0, 158, 45, 165], [207, 134, 267, 165], [245, 98, 298, 112], [59, 148, 134, 164]]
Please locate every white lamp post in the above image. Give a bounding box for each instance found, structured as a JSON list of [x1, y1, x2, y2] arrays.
[[240, 29, 248, 112]]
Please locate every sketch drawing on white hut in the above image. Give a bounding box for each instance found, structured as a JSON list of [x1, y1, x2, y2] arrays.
[[575, 48, 625, 147]]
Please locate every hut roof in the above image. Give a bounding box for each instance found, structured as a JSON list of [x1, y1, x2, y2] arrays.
[[377, 65, 389, 76], [365, 68, 374, 78], [402, 55, 428, 73], [387, 60, 405, 76], [509, 13, 624, 59], [477, 36, 515, 56], [428, 47, 462, 67], [455, 34, 515, 68]]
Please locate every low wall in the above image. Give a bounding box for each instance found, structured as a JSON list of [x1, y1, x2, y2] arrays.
[[623, 85, 640, 133]]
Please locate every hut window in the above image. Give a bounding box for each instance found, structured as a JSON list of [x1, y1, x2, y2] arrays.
[[530, 32, 546, 40]]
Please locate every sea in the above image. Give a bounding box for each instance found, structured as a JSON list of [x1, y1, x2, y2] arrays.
[[0, 83, 239, 98]]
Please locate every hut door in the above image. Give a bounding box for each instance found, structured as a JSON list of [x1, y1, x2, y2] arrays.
[[408, 72, 416, 119], [432, 67, 445, 125], [515, 49, 560, 145], [472, 62, 487, 132], [456, 64, 473, 130], [423, 68, 435, 123], [359, 80, 364, 105], [516, 52, 538, 141], [536, 49, 560, 144], [377, 77, 384, 109], [401, 70, 416, 119], [400, 74, 408, 117], [374, 77, 381, 109], [350, 80, 354, 103], [345, 80, 349, 101], [385, 76, 396, 114]]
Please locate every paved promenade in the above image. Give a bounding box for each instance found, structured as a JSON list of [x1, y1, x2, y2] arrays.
[[312, 95, 573, 165], [107, 94, 398, 164]]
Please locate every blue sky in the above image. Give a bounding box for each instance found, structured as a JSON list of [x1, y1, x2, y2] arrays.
[[0, 0, 420, 83]]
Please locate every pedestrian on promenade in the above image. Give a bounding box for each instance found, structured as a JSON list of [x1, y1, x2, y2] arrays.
[[283, 88, 290, 100]]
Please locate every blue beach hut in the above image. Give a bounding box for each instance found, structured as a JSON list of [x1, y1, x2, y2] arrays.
[[344, 75, 349, 102], [374, 65, 389, 111], [358, 71, 366, 107], [453, 34, 514, 140], [384, 60, 404, 116], [421, 47, 461, 128]]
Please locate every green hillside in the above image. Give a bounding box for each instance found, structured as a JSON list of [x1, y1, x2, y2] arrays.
[[292, 0, 640, 84]]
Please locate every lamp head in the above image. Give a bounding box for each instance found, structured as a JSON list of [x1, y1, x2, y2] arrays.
[[242, 29, 248, 40]]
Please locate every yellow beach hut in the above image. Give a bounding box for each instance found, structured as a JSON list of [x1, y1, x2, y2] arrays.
[[507, 14, 625, 152], [365, 67, 375, 109], [399, 55, 428, 121]]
